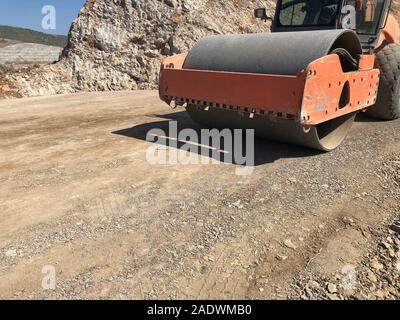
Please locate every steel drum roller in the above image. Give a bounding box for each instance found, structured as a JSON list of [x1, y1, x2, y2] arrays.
[[182, 30, 362, 151]]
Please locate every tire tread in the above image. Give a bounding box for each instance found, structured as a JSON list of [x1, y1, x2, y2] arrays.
[[366, 44, 400, 120]]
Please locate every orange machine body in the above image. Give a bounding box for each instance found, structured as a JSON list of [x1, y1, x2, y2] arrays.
[[377, 14, 400, 47], [159, 53, 379, 126]]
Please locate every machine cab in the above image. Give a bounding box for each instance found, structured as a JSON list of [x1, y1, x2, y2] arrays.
[[267, 0, 392, 51]]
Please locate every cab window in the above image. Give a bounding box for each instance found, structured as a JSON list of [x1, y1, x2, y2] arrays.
[[342, 0, 386, 35], [279, 0, 340, 27]]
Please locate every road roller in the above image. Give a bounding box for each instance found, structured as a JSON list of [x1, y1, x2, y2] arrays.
[[159, 0, 400, 151]]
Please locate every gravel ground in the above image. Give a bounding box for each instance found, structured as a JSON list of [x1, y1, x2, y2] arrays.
[[0, 91, 399, 300], [288, 154, 400, 300]]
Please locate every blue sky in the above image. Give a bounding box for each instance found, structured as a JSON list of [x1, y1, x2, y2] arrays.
[[0, 0, 86, 35]]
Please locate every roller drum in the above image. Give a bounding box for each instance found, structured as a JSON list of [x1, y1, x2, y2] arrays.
[[182, 30, 362, 151], [183, 30, 362, 75], [186, 105, 356, 152]]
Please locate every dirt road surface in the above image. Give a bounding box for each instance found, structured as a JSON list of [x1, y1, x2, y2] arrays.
[[0, 91, 399, 299]]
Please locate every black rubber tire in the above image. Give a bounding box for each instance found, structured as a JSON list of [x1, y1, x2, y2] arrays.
[[365, 44, 400, 120]]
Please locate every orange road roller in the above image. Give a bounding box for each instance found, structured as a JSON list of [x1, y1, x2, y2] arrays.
[[159, 0, 400, 151]]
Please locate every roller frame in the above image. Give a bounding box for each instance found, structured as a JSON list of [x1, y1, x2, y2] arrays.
[[159, 53, 379, 126]]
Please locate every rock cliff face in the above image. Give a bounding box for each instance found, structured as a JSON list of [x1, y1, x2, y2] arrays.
[[1, 0, 270, 98], [1, 0, 399, 98]]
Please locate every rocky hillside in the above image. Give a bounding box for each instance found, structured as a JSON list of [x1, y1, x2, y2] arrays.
[[1, 0, 270, 98], [1, 0, 399, 99], [0, 43, 62, 64], [0, 38, 18, 48], [0, 26, 67, 47]]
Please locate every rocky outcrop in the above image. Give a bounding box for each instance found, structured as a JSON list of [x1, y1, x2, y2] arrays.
[[1, 0, 270, 98]]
